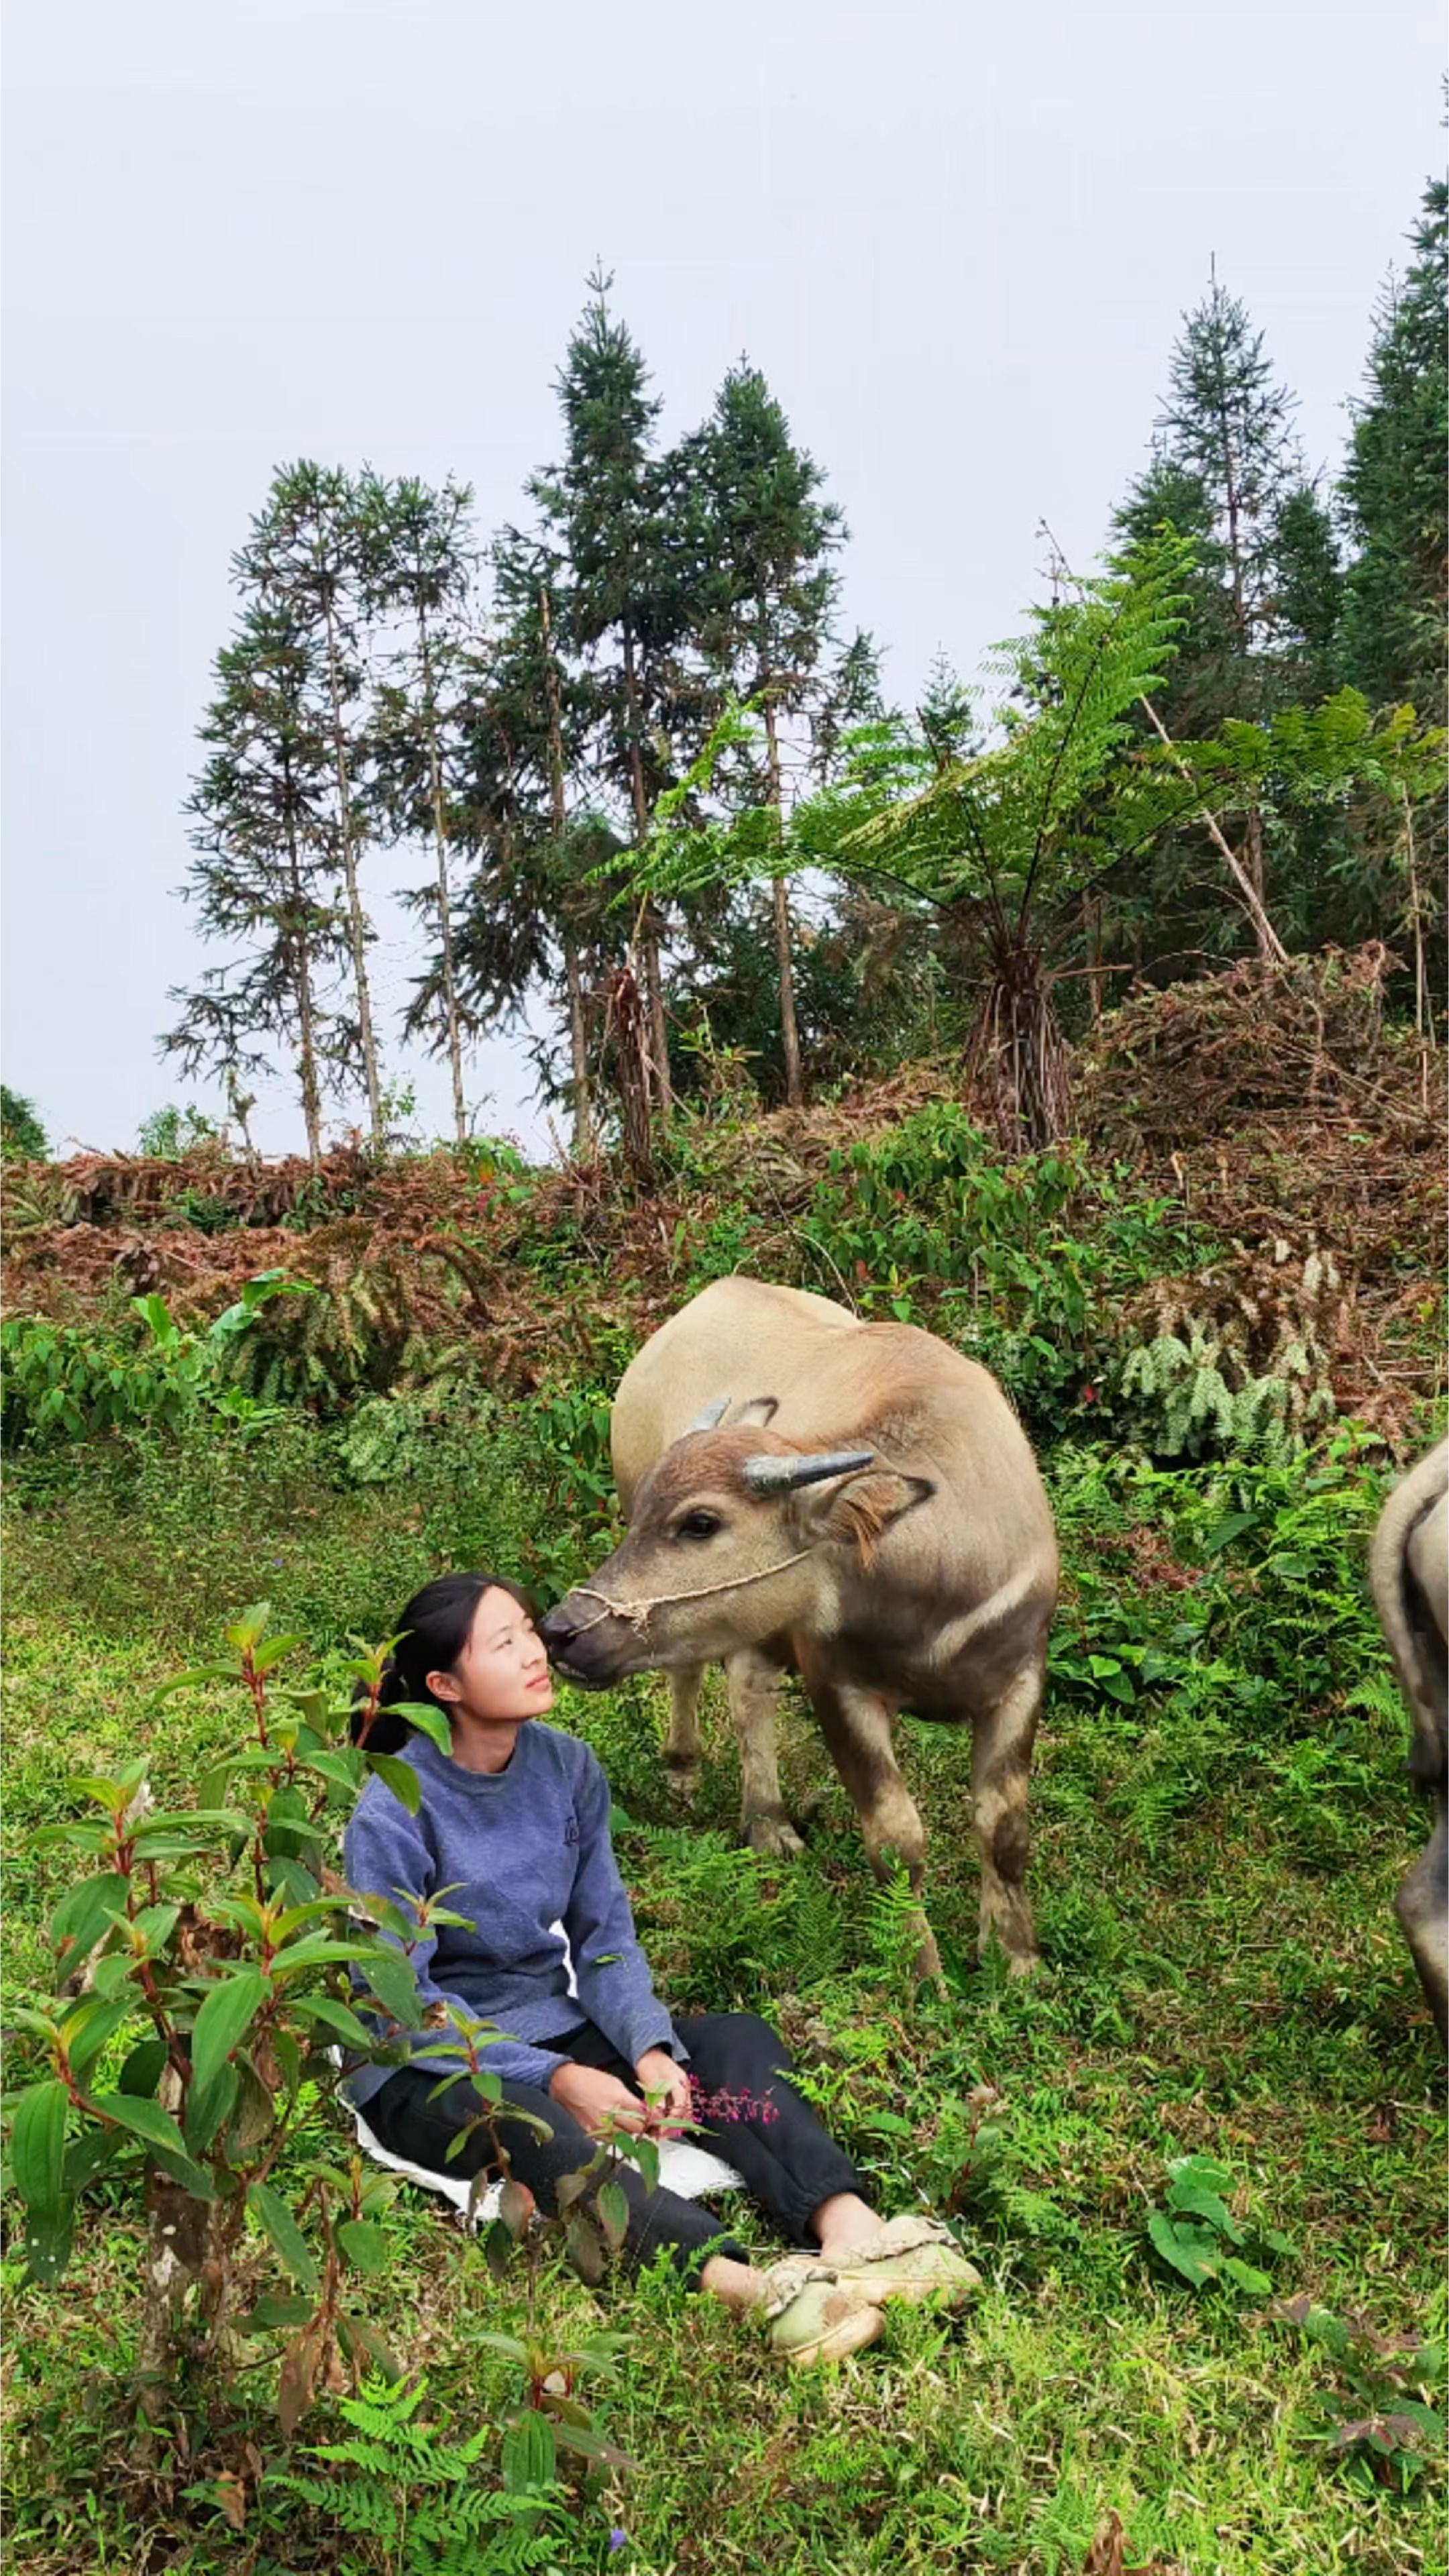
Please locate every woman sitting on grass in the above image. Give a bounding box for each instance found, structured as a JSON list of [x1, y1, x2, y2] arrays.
[[343, 1570, 977, 2368]]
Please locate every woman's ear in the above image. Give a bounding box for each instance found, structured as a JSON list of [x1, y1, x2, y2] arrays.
[[425, 1670, 462, 1707]]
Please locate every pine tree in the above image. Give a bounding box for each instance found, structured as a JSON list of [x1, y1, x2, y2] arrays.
[[234, 465, 384, 1143], [686, 363, 845, 1103], [529, 272, 708, 1119], [164, 608, 357, 1161], [360, 472, 478, 1142], [811, 627, 886, 780], [1339, 175, 1448, 720], [1112, 272, 1341, 959]]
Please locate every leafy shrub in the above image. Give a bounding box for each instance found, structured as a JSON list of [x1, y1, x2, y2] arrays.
[[3, 1601, 658, 2457], [1267, 2297, 1448, 2492], [136, 1105, 223, 1159], [1, 1084, 48, 1161], [794, 1104, 1203, 1434], [1, 1278, 296, 1446], [1146, 2153, 1293, 2294]]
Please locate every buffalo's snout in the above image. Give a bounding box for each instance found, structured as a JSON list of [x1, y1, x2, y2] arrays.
[[537, 1601, 578, 1660], [539, 1597, 616, 1686]]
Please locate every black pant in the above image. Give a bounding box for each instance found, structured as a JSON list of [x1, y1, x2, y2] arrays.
[[364, 2011, 867, 2282]]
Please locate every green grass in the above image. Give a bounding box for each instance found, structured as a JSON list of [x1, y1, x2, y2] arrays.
[[2, 1420, 1444, 2575]]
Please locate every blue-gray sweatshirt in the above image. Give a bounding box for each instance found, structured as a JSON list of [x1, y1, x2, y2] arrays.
[[341, 1721, 682, 2107]]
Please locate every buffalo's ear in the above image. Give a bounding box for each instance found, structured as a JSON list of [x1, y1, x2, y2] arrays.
[[733, 1396, 780, 1429], [790, 1468, 934, 1560]]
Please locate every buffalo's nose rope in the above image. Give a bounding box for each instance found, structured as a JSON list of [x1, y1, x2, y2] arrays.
[[561, 1546, 818, 1640]]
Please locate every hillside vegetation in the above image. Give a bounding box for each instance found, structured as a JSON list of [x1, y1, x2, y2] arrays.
[[2, 957, 1445, 2576]]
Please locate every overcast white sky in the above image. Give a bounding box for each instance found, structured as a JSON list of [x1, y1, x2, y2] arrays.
[[3, 1, 1442, 1157]]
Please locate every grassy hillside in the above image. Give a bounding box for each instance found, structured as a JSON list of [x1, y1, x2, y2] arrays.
[[3, 957, 1444, 2575]]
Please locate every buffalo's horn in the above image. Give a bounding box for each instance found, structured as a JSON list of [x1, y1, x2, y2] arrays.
[[682, 1394, 732, 1436], [741, 1448, 875, 1493]]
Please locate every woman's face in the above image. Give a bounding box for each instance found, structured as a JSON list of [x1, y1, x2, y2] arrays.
[[429, 1587, 555, 1726]]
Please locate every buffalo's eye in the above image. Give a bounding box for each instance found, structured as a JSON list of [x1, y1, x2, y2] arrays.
[[676, 1510, 722, 1542]]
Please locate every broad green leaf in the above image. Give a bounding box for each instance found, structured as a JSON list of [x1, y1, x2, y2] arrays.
[[272, 1898, 350, 1943], [191, 1968, 270, 2095], [362, 1752, 421, 1815], [292, 1996, 375, 2053], [1166, 2180, 1243, 2242], [297, 1751, 362, 1797], [1220, 2255, 1273, 2294], [382, 1701, 454, 1759], [234, 2292, 315, 2336], [596, 2178, 629, 2253], [1147, 2209, 1219, 2287], [67, 1774, 138, 1817], [50, 1873, 129, 1965], [149, 1664, 245, 1701], [4, 2008, 60, 2044], [356, 1952, 421, 2027], [184, 2062, 239, 2155], [9, 2080, 69, 2215], [64, 2129, 124, 2194], [335, 2313, 403, 2380], [254, 1635, 305, 1674], [500, 2411, 556, 2494], [336, 2218, 390, 2276], [470, 2330, 531, 2364], [89, 2093, 217, 2200], [268, 1935, 387, 1980], [20, 2197, 75, 2286], [61, 1996, 138, 2080], [126, 1903, 180, 1956], [131, 1809, 251, 1843], [246, 2182, 318, 2293], [225, 1603, 273, 1653]]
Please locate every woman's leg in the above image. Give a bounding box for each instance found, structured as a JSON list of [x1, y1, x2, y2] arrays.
[[361, 2064, 749, 2282], [674, 2013, 877, 2250]]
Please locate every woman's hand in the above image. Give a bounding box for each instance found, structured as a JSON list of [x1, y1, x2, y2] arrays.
[[634, 2047, 692, 2130], [547, 2061, 647, 2138]]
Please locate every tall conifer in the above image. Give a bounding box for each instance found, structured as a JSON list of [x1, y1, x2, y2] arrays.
[[688, 364, 844, 1102], [235, 465, 384, 1142], [165, 608, 356, 1162]]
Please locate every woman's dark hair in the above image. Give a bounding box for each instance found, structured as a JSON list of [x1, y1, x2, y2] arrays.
[[351, 1570, 535, 1752]]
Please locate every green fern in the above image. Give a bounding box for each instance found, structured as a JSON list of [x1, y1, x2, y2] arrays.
[[269, 2374, 572, 2575]]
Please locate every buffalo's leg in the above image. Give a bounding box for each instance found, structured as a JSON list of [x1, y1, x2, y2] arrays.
[[1397, 1799, 1448, 2045], [971, 1660, 1042, 1974], [801, 1660, 940, 1982], [663, 1668, 706, 1803], [725, 1648, 803, 1858]]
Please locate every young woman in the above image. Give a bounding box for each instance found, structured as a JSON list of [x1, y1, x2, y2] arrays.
[[343, 1572, 977, 2367]]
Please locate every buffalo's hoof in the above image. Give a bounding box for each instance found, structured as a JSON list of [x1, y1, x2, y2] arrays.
[[745, 1811, 806, 1860], [664, 1760, 702, 1805]]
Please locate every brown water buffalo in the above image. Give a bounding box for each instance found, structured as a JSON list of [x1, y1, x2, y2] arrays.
[[1368, 1438, 1448, 2044], [539, 1278, 1059, 1979]]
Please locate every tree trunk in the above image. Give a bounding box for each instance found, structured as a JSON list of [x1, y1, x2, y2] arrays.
[[320, 593, 384, 1148], [1086, 893, 1104, 1028], [539, 584, 594, 1159], [563, 936, 593, 1161], [621, 623, 670, 1117], [763, 699, 804, 1108], [284, 795, 324, 1168], [1240, 808, 1275, 963], [418, 609, 468, 1143]]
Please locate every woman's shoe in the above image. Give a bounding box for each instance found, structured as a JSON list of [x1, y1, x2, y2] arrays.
[[759, 2255, 885, 2367], [824, 2214, 981, 2308]]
